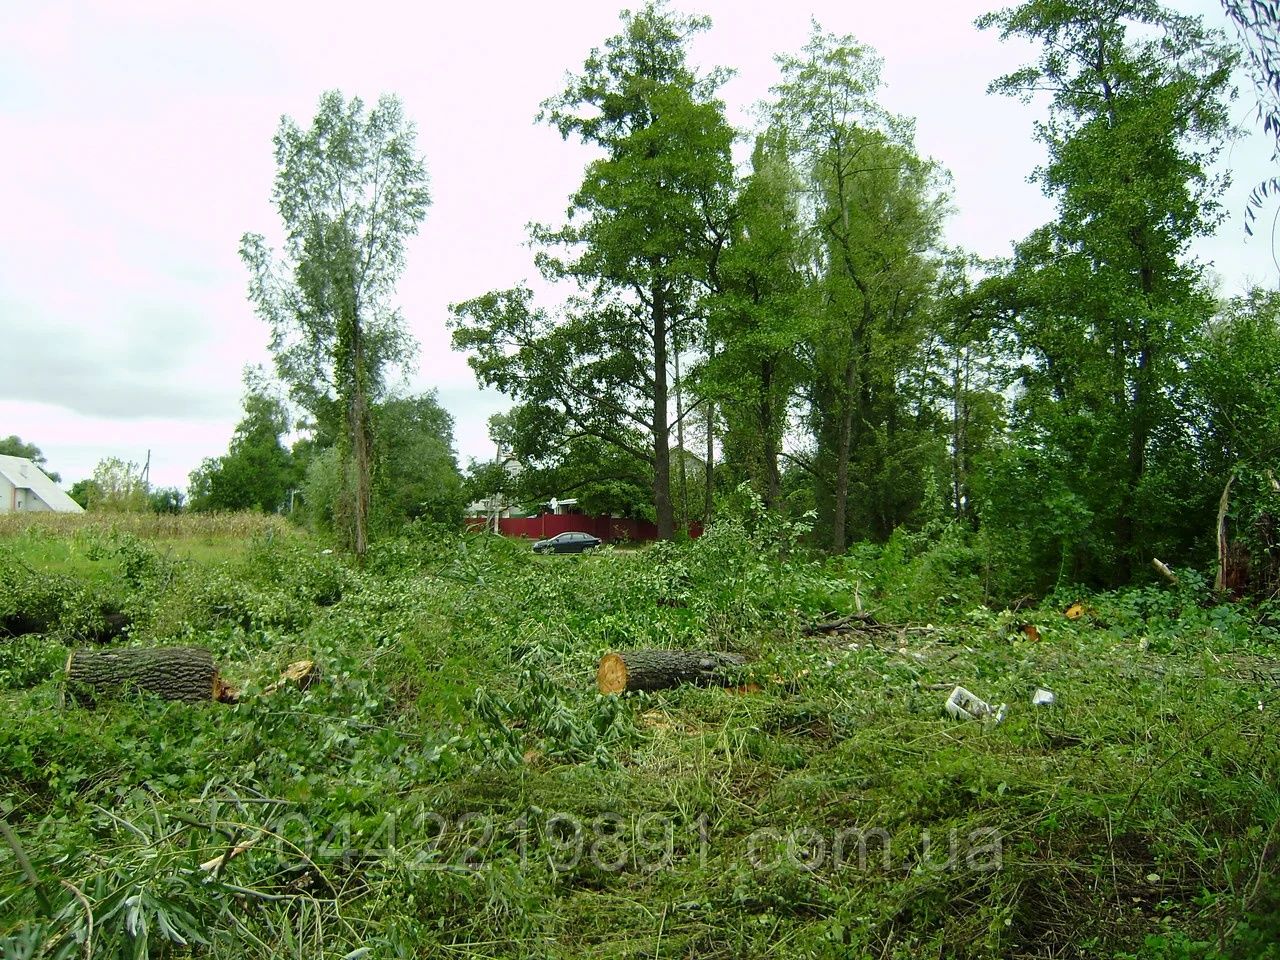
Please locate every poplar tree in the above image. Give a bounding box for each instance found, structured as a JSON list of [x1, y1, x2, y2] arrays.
[[241, 91, 430, 557]]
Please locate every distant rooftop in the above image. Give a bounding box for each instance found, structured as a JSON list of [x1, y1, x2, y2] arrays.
[[0, 454, 84, 513]]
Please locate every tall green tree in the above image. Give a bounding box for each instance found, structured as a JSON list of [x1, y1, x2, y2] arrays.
[[88, 457, 148, 513], [770, 27, 949, 550], [701, 130, 811, 509], [977, 0, 1237, 585], [451, 3, 734, 539], [924, 255, 1009, 525], [241, 91, 430, 557], [370, 392, 463, 531]]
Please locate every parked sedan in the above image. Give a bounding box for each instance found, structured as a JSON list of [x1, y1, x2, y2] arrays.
[[532, 531, 603, 554]]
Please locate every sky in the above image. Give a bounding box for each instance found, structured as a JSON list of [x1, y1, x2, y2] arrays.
[[1, 0, 1276, 492]]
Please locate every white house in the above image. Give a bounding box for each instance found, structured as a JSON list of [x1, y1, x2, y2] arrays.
[[0, 455, 84, 514]]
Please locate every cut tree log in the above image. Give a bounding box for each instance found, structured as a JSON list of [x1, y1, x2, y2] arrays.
[[1152, 557, 1179, 587], [597, 649, 748, 694], [65, 646, 238, 705]]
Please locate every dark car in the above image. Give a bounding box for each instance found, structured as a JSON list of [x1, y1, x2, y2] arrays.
[[532, 531, 603, 554]]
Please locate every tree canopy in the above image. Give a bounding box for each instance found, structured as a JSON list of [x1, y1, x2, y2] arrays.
[[976, 0, 1237, 587], [188, 370, 296, 514], [451, 2, 734, 539], [242, 91, 430, 557], [160, 0, 1276, 603]]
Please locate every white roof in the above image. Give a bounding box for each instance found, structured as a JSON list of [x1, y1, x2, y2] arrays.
[[0, 454, 84, 512]]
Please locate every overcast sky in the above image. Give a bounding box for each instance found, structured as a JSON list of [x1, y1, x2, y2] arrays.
[[1, 0, 1275, 492]]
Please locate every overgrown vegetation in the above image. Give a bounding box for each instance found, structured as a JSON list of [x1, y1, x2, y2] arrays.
[[433, 0, 1280, 606], [2, 512, 1277, 958], [6, 2, 1278, 955]]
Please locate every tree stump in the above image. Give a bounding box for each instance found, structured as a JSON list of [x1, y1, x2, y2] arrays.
[[263, 659, 317, 695], [65, 646, 237, 704], [597, 649, 748, 694]]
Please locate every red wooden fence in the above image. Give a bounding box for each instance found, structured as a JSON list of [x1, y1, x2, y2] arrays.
[[466, 513, 701, 543]]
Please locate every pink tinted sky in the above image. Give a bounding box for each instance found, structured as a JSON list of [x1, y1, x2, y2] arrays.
[[0, 0, 1274, 491]]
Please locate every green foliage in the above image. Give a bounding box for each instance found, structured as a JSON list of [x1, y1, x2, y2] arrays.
[[147, 487, 185, 514], [1189, 289, 1280, 473], [298, 392, 464, 538], [298, 445, 341, 538], [6, 8, 1273, 955], [471, 670, 639, 769], [702, 130, 810, 508], [975, 0, 1237, 584], [242, 90, 431, 556], [87, 458, 148, 513], [451, 2, 735, 538], [2, 520, 1278, 957], [369, 391, 464, 532], [868, 521, 986, 621], [66, 479, 96, 510], [1179, 290, 1280, 596], [188, 369, 295, 514], [923, 255, 1011, 527], [769, 24, 951, 551]]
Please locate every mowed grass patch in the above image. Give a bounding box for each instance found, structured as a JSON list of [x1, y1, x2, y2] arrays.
[[0, 515, 1277, 958]]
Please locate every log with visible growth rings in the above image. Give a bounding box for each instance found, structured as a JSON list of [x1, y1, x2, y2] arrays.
[[65, 646, 238, 704], [597, 649, 749, 694]]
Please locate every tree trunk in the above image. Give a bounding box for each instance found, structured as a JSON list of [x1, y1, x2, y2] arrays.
[[673, 338, 688, 529], [651, 281, 675, 539], [762, 427, 780, 509], [65, 647, 234, 704], [760, 359, 780, 508], [350, 318, 372, 561], [832, 359, 855, 554], [704, 398, 714, 524], [1121, 258, 1156, 574], [597, 649, 748, 694], [951, 350, 965, 520]]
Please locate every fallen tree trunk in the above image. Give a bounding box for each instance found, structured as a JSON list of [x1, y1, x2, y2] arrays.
[[1152, 557, 1179, 587], [597, 649, 748, 694], [803, 612, 879, 635], [65, 646, 237, 704]]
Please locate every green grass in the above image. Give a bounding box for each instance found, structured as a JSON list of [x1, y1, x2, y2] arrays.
[[1, 514, 1277, 958], [0, 512, 293, 576]]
